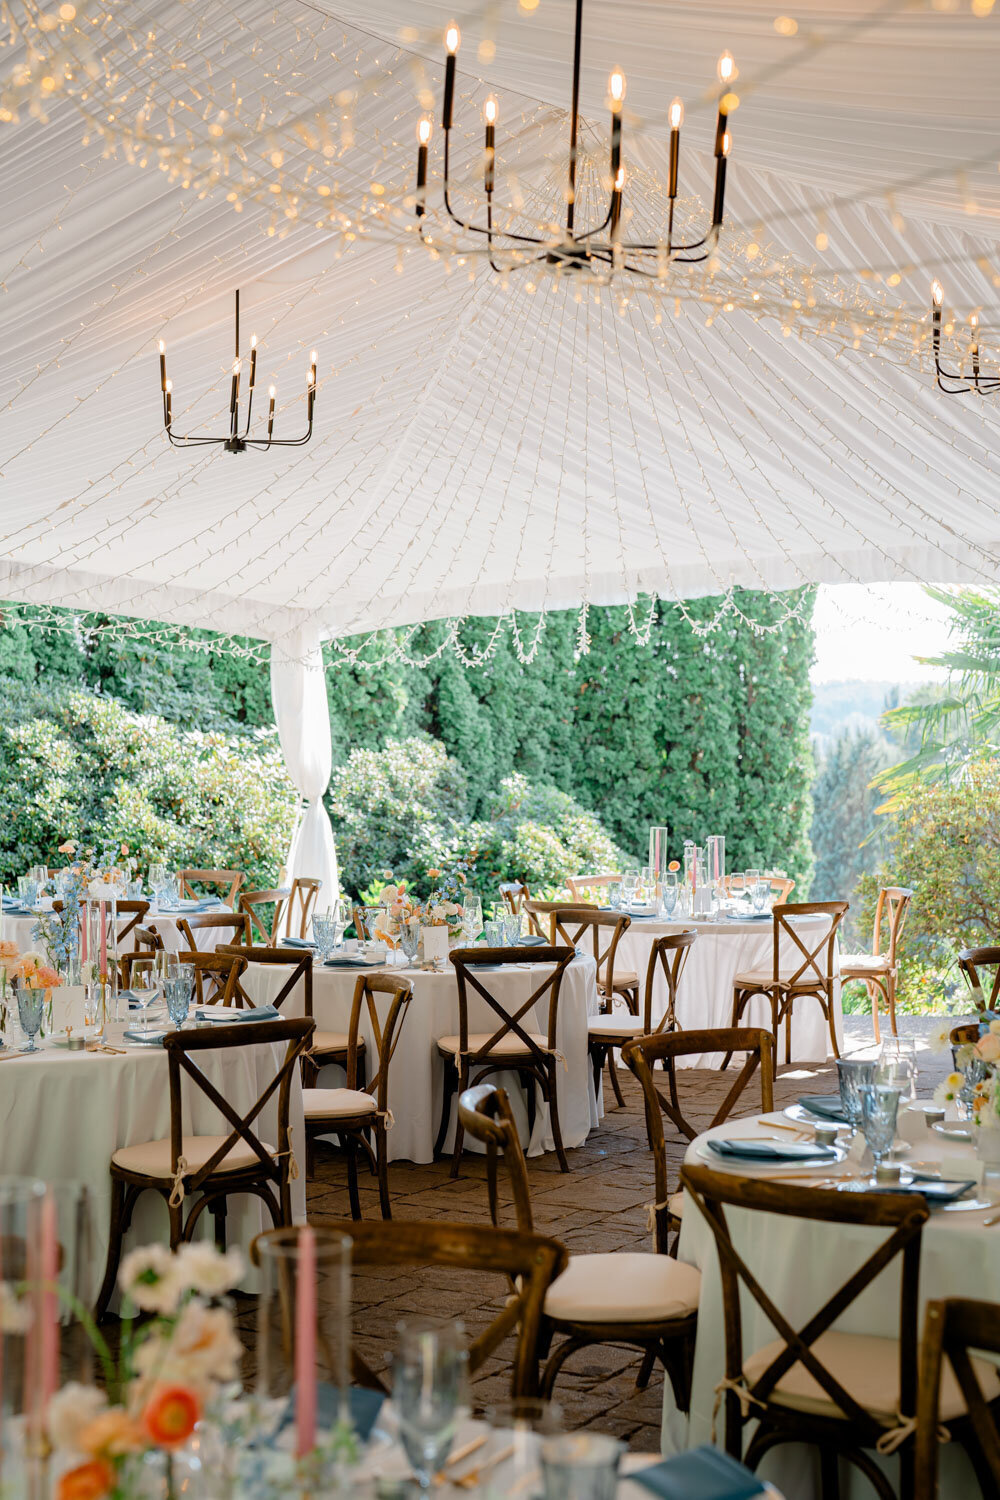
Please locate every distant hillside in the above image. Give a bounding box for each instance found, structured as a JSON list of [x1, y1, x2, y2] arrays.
[[809, 679, 923, 755]]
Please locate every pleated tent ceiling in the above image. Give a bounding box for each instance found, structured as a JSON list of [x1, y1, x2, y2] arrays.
[[0, 0, 998, 658]]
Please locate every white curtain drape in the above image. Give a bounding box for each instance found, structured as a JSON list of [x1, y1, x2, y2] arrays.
[[269, 628, 339, 922]]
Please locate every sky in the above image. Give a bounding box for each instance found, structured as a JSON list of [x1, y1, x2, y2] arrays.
[[811, 584, 953, 685]]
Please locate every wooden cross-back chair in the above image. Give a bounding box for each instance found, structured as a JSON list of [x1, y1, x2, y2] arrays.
[[238, 888, 290, 946], [119, 924, 164, 986], [565, 873, 623, 903], [301, 972, 413, 1219], [173, 949, 251, 1010], [958, 946, 1000, 1015], [177, 868, 244, 908], [728, 901, 847, 1075], [915, 1298, 1000, 1500], [55, 897, 149, 949], [499, 880, 531, 915], [458, 1084, 700, 1404], [435, 945, 575, 1175], [682, 1163, 935, 1498], [524, 902, 638, 1016], [176, 910, 251, 952], [285, 876, 321, 939], [95, 1015, 314, 1319], [840, 886, 914, 1043], [588, 930, 697, 1109], [622, 1027, 774, 1252], [252, 1218, 567, 1400]]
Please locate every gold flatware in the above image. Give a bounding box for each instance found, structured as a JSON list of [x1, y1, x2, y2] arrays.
[[443, 1436, 488, 1471], [450, 1444, 516, 1489], [982, 1211, 1000, 1227]]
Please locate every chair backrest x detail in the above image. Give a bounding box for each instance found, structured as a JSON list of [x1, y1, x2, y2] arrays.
[[217, 942, 314, 1016], [915, 1296, 1000, 1499], [958, 946, 1000, 1013], [771, 901, 848, 988], [176, 910, 251, 952], [450, 946, 574, 1071], [871, 886, 914, 967], [285, 877, 322, 939], [342, 971, 413, 1108], [641, 930, 697, 1033], [177, 868, 245, 907], [239, 887, 290, 946]]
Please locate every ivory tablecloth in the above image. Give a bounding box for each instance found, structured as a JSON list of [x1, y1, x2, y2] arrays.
[[664, 1109, 996, 1497], [615, 913, 844, 1066], [244, 954, 601, 1164], [0, 1021, 306, 1305]]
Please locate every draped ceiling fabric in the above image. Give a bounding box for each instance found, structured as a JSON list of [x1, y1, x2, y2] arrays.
[[0, 0, 998, 662]]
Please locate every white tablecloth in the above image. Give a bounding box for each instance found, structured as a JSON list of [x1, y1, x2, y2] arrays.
[[615, 914, 844, 1066], [0, 1020, 305, 1305], [666, 1109, 997, 1497], [2, 904, 229, 957], [244, 955, 601, 1165]]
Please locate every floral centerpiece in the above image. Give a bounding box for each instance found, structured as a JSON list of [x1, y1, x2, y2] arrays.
[[11, 949, 63, 1038], [369, 869, 467, 948], [0, 938, 17, 1034], [44, 1242, 245, 1499], [932, 1019, 1000, 1148]]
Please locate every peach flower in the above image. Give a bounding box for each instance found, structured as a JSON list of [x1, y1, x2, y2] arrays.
[[76, 1407, 145, 1459], [56, 1460, 114, 1500], [142, 1384, 201, 1449], [976, 1031, 1000, 1063]]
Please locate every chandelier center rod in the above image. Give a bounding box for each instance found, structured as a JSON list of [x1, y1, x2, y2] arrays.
[[566, 0, 584, 236]]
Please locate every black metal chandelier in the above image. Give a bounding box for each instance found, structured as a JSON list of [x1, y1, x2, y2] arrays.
[[413, 0, 736, 281], [158, 290, 317, 452], [930, 281, 998, 396]]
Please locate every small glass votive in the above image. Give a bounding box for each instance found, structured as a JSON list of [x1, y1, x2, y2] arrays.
[[814, 1125, 839, 1148], [875, 1161, 902, 1185], [540, 1433, 623, 1500], [923, 1107, 946, 1127]]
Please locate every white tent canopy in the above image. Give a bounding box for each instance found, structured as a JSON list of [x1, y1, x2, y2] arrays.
[[0, 0, 998, 658]]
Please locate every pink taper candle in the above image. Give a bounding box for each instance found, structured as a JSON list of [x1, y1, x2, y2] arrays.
[[295, 1225, 317, 1457], [40, 1190, 59, 1410], [99, 900, 107, 979]]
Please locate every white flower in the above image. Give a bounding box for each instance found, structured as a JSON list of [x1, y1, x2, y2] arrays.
[[929, 1022, 954, 1052], [989, 1020, 1000, 1036], [379, 885, 399, 906], [133, 1303, 242, 1390], [933, 1072, 964, 1106], [47, 1382, 108, 1452], [0, 1280, 34, 1334], [119, 1244, 184, 1315], [175, 1243, 244, 1298]]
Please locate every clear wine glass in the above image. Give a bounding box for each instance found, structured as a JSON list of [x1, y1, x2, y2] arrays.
[[876, 1037, 917, 1102], [16, 985, 44, 1052], [399, 918, 421, 966], [860, 1083, 901, 1171], [165, 976, 190, 1030], [836, 1058, 876, 1135], [751, 879, 769, 914], [462, 893, 483, 944], [393, 1320, 468, 1490]]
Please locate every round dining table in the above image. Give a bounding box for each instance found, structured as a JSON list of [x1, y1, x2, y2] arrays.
[[0, 1017, 305, 1307], [663, 1106, 998, 1497], [244, 952, 601, 1164], [2, 900, 231, 956], [614, 910, 844, 1066]]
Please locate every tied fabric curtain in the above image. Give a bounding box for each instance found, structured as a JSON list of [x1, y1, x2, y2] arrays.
[[269, 628, 339, 922]]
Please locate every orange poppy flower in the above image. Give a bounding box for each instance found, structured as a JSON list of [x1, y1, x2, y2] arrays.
[[142, 1384, 201, 1449], [57, 1460, 115, 1500]]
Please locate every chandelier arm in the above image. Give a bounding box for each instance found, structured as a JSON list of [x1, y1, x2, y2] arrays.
[[442, 129, 550, 246], [165, 431, 230, 447]]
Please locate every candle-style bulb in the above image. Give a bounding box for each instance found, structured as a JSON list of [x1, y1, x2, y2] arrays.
[[232, 358, 241, 375], [615, 166, 625, 190], [721, 130, 732, 157], [484, 97, 498, 125], [717, 50, 737, 85], [268, 384, 276, 398], [609, 69, 625, 108], [931, 280, 943, 307], [445, 23, 460, 54], [251, 333, 257, 348], [310, 350, 318, 365], [970, 311, 980, 330], [165, 378, 172, 393], [417, 116, 432, 145], [669, 98, 684, 130], [158, 339, 165, 354]]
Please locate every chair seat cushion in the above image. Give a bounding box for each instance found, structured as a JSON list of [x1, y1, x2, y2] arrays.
[[734, 969, 827, 991], [743, 1331, 1000, 1423], [598, 971, 639, 991], [544, 1252, 700, 1324], [839, 954, 891, 974], [668, 1192, 684, 1220], [312, 1030, 365, 1056], [112, 1134, 274, 1179], [303, 1088, 377, 1119], [588, 1014, 646, 1041], [437, 1032, 549, 1058]]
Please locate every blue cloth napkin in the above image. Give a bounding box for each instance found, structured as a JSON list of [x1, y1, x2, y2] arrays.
[[873, 1177, 977, 1203], [798, 1094, 848, 1123], [631, 1446, 765, 1499], [278, 1383, 384, 1443], [324, 957, 379, 969], [281, 935, 316, 949], [177, 897, 220, 911], [708, 1138, 837, 1163], [196, 1004, 280, 1023]]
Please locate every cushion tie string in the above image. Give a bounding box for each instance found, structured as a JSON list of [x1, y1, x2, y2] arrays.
[[644, 1198, 672, 1233], [168, 1155, 189, 1208], [711, 1377, 766, 1443], [273, 1126, 299, 1181], [875, 1414, 949, 1455], [378, 1108, 395, 1130]]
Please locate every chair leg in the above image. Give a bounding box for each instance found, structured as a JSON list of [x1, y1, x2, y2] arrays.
[[449, 1063, 469, 1179], [868, 979, 882, 1045], [590, 1042, 603, 1102], [375, 1121, 391, 1220], [635, 1348, 657, 1389], [885, 975, 898, 1037], [344, 1135, 362, 1220], [95, 1176, 129, 1321], [211, 1196, 228, 1251], [819, 1445, 840, 1500], [721, 992, 744, 1071], [546, 1059, 570, 1173], [606, 1049, 626, 1108], [434, 1057, 457, 1160]]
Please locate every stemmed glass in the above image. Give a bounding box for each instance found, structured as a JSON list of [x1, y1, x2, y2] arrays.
[[958, 1055, 989, 1120], [751, 879, 770, 915], [16, 984, 44, 1052], [312, 913, 339, 962], [660, 873, 678, 918], [859, 1084, 901, 1172], [461, 892, 483, 944], [836, 1058, 876, 1135], [165, 974, 191, 1030], [876, 1037, 917, 1102], [393, 1320, 468, 1491], [399, 918, 421, 967], [130, 962, 161, 1036]]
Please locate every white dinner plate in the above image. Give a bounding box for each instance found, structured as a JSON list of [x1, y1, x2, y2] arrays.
[[932, 1121, 973, 1143], [695, 1139, 848, 1170]]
